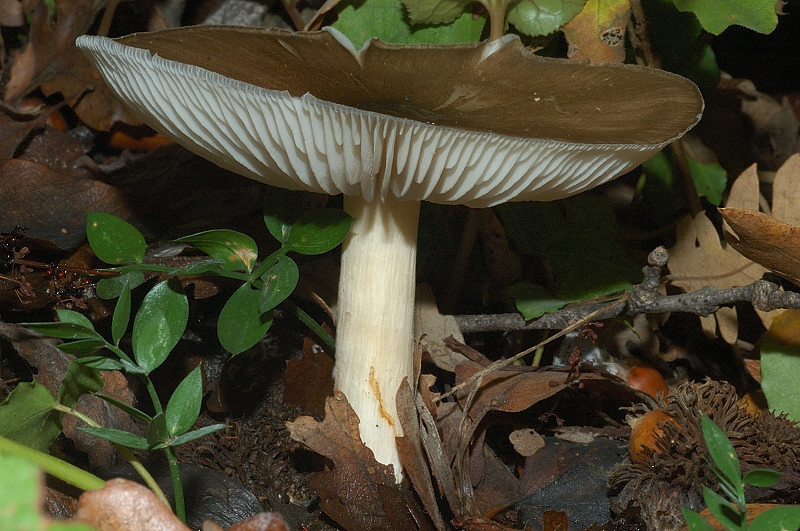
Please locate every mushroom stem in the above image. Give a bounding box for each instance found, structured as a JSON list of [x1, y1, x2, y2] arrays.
[[335, 194, 421, 481]]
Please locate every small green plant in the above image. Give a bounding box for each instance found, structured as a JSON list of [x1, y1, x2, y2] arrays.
[[0, 199, 352, 522], [682, 414, 800, 531]]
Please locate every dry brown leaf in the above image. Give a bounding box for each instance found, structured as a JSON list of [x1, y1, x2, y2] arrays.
[[720, 208, 800, 285], [286, 390, 433, 531], [562, 0, 630, 63], [76, 478, 189, 531], [669, 164, 771, 342]]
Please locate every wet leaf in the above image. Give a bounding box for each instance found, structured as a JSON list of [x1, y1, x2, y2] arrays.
[[562, 0, 629, 62]]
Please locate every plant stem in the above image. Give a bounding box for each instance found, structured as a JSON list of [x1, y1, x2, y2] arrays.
[[164, 446, 185, 522], [53, 404, 170, 507], [283, 299, 335, 351], [0, 434, 105, 491]]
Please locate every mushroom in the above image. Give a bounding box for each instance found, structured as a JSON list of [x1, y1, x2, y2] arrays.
[[76, 26, 703, 480]]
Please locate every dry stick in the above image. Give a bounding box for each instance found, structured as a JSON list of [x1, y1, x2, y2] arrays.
[[628, 0, 661, 69], [282, 0, 307, 31]]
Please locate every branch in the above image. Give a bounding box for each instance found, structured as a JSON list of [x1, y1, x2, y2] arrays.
[[453, 246, 800, 333]]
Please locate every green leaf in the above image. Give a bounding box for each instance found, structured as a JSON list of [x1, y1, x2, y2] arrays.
[[742, 468, 782, 488], [55, 338, 106, 356], [58, 362, 104, 409], [55, 309, 95, 329], [284, 209, 354, 255], [504, 282, 569, 320], [748, 505, 800, 531], [96, 270, 146, 300], [174, 230, 258, 273], [94, 393, 152, 422], [77, 426, 149, 450], [702, 486, 743, 529], [263, 188, 305, 244], [403, 0, 470, 25], [497, 196, 638, 313], [687, 158, 727, 206], [701, 415, 742, 492], [259, 255, 299, 312], [218, 283, 273, 355], [167, 259, 227, 276], [680, 507, 715, 531], [161, 423, 228, 448], [22, 321, 99, 341], [73, 356, 124, 372], [759, 335, 800, 422], [333, 0, 485, 49], [132, 279, 188, 373], [673, 0, 780, 35], [165, 366, 202, 437], [86, 212, 146, 265], [0, 454, 96, 531], [146, 413, 168, 448], [112, 275, 133, 346], [0, 382, 60, 452], [507, 0, 586, 37]]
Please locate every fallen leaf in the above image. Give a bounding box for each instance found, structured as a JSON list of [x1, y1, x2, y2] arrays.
[[282, 335, 334, 418], [720, 208, 800, 285], [75, 478, 189, 531], [286, 390, 433, 531], [668, 163, 775, 342], [562, 0, 630, 63]]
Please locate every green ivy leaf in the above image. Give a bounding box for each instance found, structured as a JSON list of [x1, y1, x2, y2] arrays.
[[0, 382, 60, 452], [700, 415, 742, 495], [58, 362, 104, 409], [333, 0, 485, 49], [680, 507, 715, 531], [259, 255, 299, 312], [132, 279, 188, 373], [165, 366, 202, 437], [218, 283, 273, 355], [78, 426, 149, 450], [748, 505, 800, 531], [673, 0, 780, 35], [507, 0, 585, 37], [174, 230, 258, 273], [96, 270, 146, 300], [284, 209, 354, 255], [742, 468, 782, 488], [86, 212, 146, 265]]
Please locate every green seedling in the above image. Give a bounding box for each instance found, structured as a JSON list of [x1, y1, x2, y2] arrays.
[[682, 414, 800, 531], [0, 202, 351, 522]]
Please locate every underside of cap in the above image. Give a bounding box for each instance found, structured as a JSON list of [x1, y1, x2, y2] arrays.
[[76, 28, 703, 207]]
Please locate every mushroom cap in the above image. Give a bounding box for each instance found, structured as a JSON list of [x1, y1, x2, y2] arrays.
[[76, 27, 703, 207]]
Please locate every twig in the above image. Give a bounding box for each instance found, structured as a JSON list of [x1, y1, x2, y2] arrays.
[[451, 246, 800, 334]]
